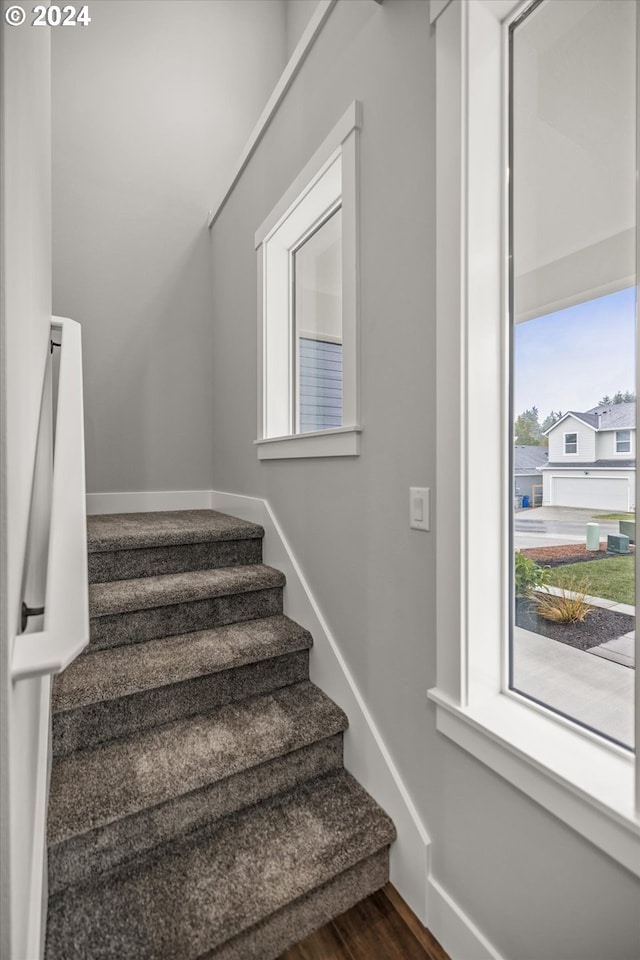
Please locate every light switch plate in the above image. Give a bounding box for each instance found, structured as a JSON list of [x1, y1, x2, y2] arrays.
[[410, 487, 430, 531]]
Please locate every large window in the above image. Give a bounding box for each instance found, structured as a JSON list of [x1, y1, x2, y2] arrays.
[[429, 0, 639, 876], [254, 103, 361, 460], [509, 0, 637, 751]]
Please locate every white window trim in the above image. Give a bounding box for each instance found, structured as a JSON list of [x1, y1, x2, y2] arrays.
[[563, 431, 578, 455], [615, 430, 632, 455], [254, 101, 361, 459], [255, 425, 362, 460], [428, 0, 640, 874]]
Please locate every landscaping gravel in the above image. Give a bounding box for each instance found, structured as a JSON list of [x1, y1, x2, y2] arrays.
[[515, 599, 634, 651]]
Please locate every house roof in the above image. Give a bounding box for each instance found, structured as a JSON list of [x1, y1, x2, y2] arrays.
[[540, 459, 636, 470], [543, 411, 597, 434], [585, 402, 636, 430], [513, 445, 548, 475], [543, 402, 636, 435]]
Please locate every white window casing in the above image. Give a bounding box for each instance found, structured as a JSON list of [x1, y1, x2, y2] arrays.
[[616, 430, 632, 455], [428, 0, 640, 875], [563, 432, 578, 455], [254, 101, 362, 459]]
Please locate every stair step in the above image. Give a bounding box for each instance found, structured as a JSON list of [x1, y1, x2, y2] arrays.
[[90, 565, 285, 618], [48, 682, 348, 846], [54, 615, 311, 712], [53, 651, 310, 757], [88, 511, 264, 583], [52, 616, 312, 757], [87, 510, 264, 553], [89, 538, 263, 583], [53, 616, 312, 756], [206, 850, 390, 960], [45, 770, 396, 960], [48, 737, 344, 896], [89, 566, 285, 651]]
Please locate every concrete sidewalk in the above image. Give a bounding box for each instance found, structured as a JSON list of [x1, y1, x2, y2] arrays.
[[512, 509, 636, 745], [513, 627, 634, 748]]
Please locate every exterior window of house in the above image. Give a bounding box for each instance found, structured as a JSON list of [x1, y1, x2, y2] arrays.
[[293, 207, 343, 434], [510, 0, 636, 749], [254, 103, 361, 460], [617, 430, 632, 454]]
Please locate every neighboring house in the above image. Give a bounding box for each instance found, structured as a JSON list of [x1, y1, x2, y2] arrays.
[[541, 403, 636, 510], [514, 445, 548, 505]]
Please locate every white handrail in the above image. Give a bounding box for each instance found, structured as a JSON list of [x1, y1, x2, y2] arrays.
[[12, 317, 89, 681]]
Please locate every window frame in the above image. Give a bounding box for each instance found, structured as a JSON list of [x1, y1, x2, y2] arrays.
[[254, 101, 362, 460], [428, 0, 640, 875], [563, 431, 578, 455], [616, 429, 632, 455]]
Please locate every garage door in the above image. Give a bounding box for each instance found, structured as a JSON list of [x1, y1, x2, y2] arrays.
[[552, 477, 630, 510]]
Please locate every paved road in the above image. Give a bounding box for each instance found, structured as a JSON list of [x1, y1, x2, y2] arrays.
[[513, 506, 627, 550], [514, 507, 621, 536]]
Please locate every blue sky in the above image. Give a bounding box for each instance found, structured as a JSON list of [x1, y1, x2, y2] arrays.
[[514, 287, 637, 421]]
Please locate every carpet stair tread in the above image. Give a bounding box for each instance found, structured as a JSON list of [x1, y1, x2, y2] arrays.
[[45, 770, 396, 960], [48, 738, 345, 897], [88, 509, 264, 553], [48, 681, 348, 845], [52, 615, 311, 712], [89, 564, 285, 617], [47, 510, 395, 957]]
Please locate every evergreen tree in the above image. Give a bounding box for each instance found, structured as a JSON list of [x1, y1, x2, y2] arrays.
[[541, 410, 562, 433], [599, 391, 635, 406], [540, 410, 562, 446], [514, 407, 543, 445]]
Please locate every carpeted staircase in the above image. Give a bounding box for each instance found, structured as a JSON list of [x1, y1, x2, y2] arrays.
[[45, 510, 395, 959]]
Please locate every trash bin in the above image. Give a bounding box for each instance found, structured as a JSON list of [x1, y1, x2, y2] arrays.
[[522, 495, 530, 509]]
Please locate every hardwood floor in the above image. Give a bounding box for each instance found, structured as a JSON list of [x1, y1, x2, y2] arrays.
[[279, 884, 450, 960]]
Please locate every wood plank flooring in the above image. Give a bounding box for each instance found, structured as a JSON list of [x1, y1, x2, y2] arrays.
[[279, 884, 450, 960]]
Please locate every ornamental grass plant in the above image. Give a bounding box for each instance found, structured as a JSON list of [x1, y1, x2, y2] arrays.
[[533, 577, 593, 625]]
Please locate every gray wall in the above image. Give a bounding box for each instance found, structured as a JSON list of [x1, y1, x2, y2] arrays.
[[285, 0, 320, 57], [0, 7, 52, 957], [209, 2, 640, 957], [52, 0, 287, 494]]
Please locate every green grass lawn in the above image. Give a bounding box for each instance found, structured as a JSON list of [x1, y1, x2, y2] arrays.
[[592, 512, 635, 521], [546, 556, 635, 605]]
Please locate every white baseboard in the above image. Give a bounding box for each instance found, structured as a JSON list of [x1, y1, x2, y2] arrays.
[[86, 490, 214, 514], [209, 489, 431, 924], [427, 876, 505, 960]]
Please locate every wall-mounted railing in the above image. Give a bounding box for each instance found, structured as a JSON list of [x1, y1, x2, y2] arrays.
[[12, 317, 89, 681]]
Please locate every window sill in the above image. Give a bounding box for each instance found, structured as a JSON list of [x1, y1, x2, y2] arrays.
[[255, 426, 362, 460], [427, 686, 640, 877]]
